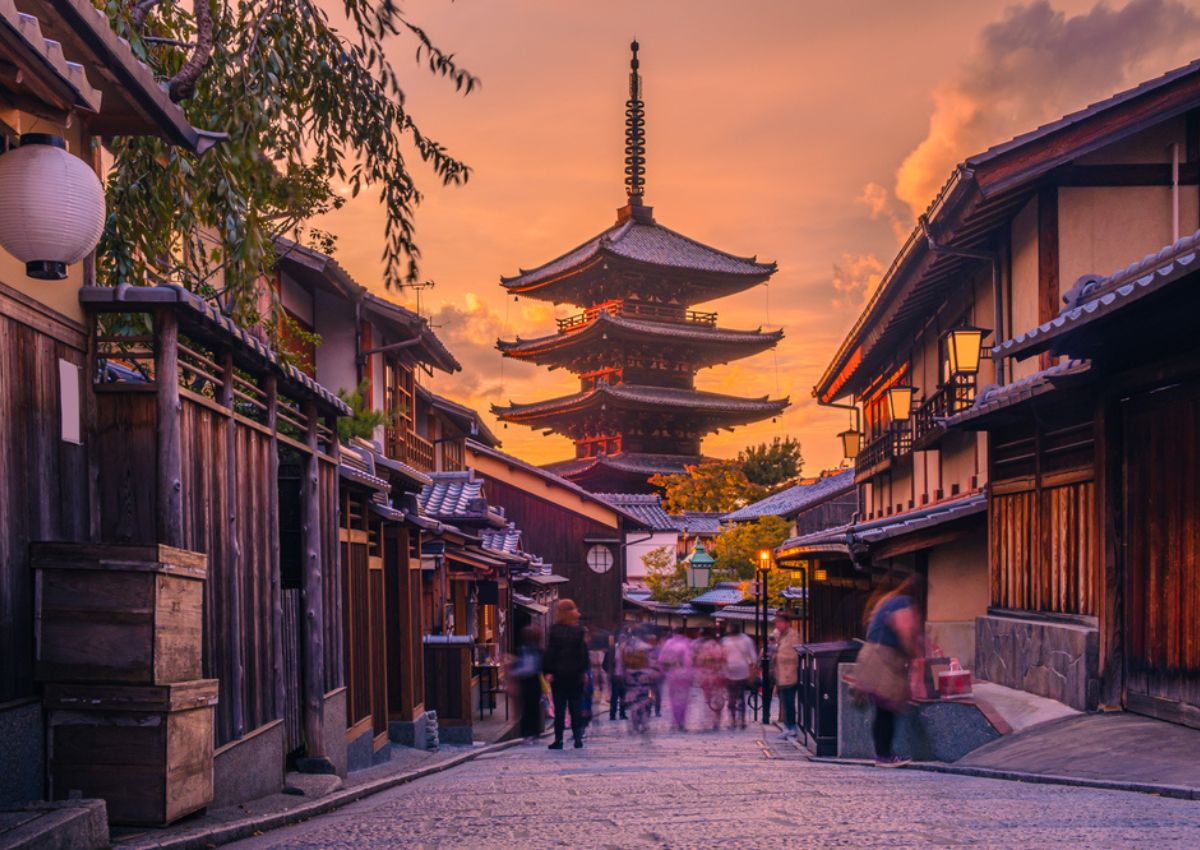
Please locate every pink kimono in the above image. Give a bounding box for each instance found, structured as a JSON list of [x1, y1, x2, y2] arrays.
[[658, 634, 695, 730]]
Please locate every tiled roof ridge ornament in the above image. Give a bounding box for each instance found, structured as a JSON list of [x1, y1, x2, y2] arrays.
[[618, 40, 654, 225]]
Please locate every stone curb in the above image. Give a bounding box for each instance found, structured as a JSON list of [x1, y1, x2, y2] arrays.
[[119, 738, 526, 850], [807, 756, 1200, 801]]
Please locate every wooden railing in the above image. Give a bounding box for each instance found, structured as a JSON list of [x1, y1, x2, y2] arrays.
[[556, 299, 718, 332], [912, 377, 976, 449], [856, 425, 912, 477], [387, 428, 436, 472]]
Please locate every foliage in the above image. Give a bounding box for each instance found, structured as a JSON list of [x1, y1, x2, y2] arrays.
[[337, 379, 390, 443], [738, 437, 804, 488], [650, 461, 766, 514], [99, 0, 477, 323], [709, 516, 793, 605], [643, 545, 693, 606]]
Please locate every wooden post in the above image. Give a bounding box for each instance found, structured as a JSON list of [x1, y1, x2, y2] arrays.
[[264, 374, 285, 725], [1097, 397, 1124, 708], [155, 310, 184, 548], [84, 312, 101, 541], [300, 399, 328, 766], [219, 349, 245, 739]]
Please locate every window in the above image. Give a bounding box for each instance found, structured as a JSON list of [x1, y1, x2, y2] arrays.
[[586, 544, 614, 574]]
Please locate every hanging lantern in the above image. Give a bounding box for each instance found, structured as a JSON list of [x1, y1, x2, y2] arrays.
[[686, 541, 715, 590], [944, 325, 988, 376], [886, 385, 917, 422], [0, 135, 105, 280], [839, 428, 863, 460]]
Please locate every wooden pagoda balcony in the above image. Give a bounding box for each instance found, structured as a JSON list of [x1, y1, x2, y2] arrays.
[[855, 425, 913, 482], [556, 299, 717, 333], [912, 377, 977, 451], [386, 428, 436, 472]]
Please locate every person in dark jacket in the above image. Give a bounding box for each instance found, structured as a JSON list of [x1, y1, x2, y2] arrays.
[[543, 598, 590, 749], [510, 626, 544, 742]]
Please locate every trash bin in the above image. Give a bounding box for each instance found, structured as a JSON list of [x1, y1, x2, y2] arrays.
[[798, 640, 860, 756]]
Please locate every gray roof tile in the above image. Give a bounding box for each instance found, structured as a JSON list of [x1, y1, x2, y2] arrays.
[[723, 469, 855, 522]]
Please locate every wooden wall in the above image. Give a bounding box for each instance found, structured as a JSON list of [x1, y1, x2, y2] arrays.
[[474, 472, 624, 628], [0, 288, 89, 703], [988, 405, 1097, 616]]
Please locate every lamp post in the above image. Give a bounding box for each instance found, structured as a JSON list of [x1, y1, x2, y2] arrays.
[[755, 548, 772, 722], [686, 540, 715, 590]]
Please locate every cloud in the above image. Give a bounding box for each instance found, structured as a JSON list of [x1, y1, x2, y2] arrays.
[[895, 0, 1200, 215], [831, 253, 885, 315], [857, 181, 911, 242]]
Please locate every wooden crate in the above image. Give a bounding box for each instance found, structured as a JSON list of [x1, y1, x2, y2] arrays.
[[45, 680, 218, 825], [32, 543, 207, 685]]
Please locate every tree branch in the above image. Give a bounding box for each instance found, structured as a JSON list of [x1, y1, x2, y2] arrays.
[[131, 0, 163, 30], [169, 0, 215, 101]]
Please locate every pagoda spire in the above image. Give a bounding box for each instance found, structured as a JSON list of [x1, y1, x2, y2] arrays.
[[624, 40, 646, 203]]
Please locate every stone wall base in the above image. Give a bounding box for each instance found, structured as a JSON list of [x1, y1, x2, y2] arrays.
[[0, 699, 44, 806], [212, 721, 284, 810], [323, 689, 348, 779], [975, 614, 1099, 711], [390, 711, 439, 751]]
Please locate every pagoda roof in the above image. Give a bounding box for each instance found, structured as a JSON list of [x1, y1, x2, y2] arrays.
[[497, 311, 783, 369], [545, 452, 706, 492], [500, 216, 776, 305], [493, 384, 788, 430]]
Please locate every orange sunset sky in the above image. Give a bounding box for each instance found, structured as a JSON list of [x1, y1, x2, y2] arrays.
[[311, 0, 1200, 474]]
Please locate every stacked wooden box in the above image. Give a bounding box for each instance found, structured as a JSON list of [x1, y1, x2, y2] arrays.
[[33, 543, 217, 825]]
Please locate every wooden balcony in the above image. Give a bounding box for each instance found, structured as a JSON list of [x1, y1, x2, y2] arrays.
[[855, 425, 913, 481], [556, 299, 717, 333], [912, 377, 976, 451], [387, 428, 436, 472]]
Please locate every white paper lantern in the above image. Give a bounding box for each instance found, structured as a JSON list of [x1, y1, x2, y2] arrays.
[[0, 134, 105, 280]]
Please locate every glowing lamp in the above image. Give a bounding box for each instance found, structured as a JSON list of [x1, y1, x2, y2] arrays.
[[945, 325, 988, 376], [0, 135, 105, 280], [886, 385, 917, 422], [839, 428, 863, 461]]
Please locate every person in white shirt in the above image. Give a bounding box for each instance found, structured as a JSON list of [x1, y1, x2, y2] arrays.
[[720, 624, 758, 730]]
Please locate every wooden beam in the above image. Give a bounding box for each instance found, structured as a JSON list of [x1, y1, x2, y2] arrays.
[[264, 373, 285, 728], [219, 349, 245, 739], [300, 399, 328, 764], [1051, 162, 1200, 187], [1096, 396, 1124, 708], [1038, 187, 1060, 372], [155, 309, 184, 547]]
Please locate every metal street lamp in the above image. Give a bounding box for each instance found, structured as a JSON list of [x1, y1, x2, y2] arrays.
[[944, 325, 988, 376], [886, 385, 917, 422], [755, 548, 773, 723], [839, 428, 863, 461], [686, 541, 715, 590]]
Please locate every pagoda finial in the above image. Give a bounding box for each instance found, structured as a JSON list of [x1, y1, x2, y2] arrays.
[[624, 39, 646, 203]]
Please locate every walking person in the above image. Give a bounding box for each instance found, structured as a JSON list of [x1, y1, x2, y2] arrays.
[[604, 631, 627, 721], [772, 611, 802, 741], [510, 626, 544, 742], [658, 627, 694, 731], [695, 629, 727, 731], [856, 574, 926, 767], [721, 624, 757, 730], [543, 599, 590, 750]]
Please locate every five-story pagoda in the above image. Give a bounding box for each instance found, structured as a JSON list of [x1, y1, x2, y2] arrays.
[[494, 42, 788, 493]]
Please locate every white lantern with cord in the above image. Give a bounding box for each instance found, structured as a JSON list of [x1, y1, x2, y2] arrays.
[[0, 134, 106, 280]]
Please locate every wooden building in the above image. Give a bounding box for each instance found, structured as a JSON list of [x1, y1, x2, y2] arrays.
[[0, 0, 217, 812], [494, 43, 786, 493]]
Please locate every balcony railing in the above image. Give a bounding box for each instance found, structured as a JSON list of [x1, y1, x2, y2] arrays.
[[387, 428, 436, 472], [556, 299, 717, 333], [912, 377, 976, 450], [855, 425, 912, 478]]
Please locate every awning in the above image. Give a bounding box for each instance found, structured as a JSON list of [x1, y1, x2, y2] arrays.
[[513, 594, 549, 616], [945, 359, 1091, 430], [523, 574, 569, 586]]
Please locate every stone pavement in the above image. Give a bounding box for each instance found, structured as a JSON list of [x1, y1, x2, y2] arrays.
[[226, 707, 1200, 849]]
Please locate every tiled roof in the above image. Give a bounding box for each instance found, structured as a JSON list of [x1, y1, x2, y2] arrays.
[[673, 512, 724, 535], [622, 591, 697, 617], [1, 1, 100, 110], [501, 219, 776, 290], [464, 439, 647, 527], [479, 522, 522, 555], [419, 472, 484, 518], [498, 312, 783, 361], [338, 463, 390, 493], [723, 469, 855, 522], [416, 385, 500, 447], [995, 229, 1200, 360], [592, 493, 676, 531], [689, 583, 746, 607], [545, 452, 705, 481], [79, 284, 351, 416], [946, 360, 1091, 428], [778, 491, 987, 558], [494, 383, 789, 421]]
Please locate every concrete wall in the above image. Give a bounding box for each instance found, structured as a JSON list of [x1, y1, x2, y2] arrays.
[[279, 274, 315, 325], [312, 289, 358, 397], [323, 688, 348, 778], [975, 615, 1099, 711], [211, 720, 284, 809], [1009, 197, 1041, 382], [1059, 185, 1188, 287], [0, 699, 44, 805]]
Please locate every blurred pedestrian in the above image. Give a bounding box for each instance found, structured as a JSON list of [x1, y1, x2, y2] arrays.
[[621, 630, 658, 736], [857, 574, 926, 767], [605, 629, 628, 721], [658, 627, 694, 731], [695, 629, 727, 731], [772, 611, 802, 741], [543, 599, 589, 750], [510, 626, 544, 742], [721, 624, 757, 730]]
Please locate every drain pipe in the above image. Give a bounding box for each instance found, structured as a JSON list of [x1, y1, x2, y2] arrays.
[[919, 215, 1005, 387]]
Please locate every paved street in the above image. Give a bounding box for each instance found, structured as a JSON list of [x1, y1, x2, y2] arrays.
[[229, 705, 1200, 849]]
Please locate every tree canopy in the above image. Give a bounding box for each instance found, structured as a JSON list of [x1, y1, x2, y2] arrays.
[[100, 0, 476, 324], [649, 461, 765, 514], [738, 437, 804, 488], [643, 545, 693, 606]]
